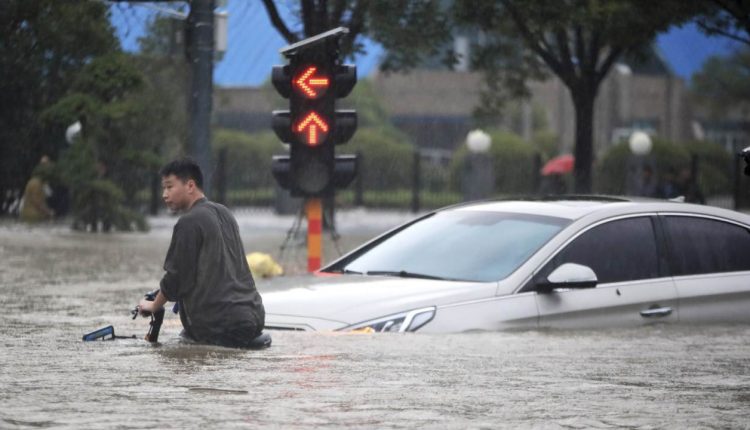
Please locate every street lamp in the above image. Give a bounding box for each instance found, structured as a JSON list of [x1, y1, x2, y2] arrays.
[[466, 129, 491, 153], [463, 129, 493, 201], [629, 130, 652, 156], [627, 130, 654, 196]]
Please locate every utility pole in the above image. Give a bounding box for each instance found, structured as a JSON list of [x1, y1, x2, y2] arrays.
[[186, 0, 215, 194], [110, 0, 217, 192]]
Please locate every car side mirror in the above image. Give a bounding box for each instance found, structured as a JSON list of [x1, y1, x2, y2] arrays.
[[537, 263, 598, 294]]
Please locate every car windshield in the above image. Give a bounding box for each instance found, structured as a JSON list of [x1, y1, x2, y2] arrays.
[[341, 210, 570, 282]]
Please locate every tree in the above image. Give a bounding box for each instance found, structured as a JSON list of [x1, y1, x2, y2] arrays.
[[696, 0, 750, 46], [42, 53, 159, 231], [456, 1, 698, 192], [692, 48, 750, 115], [0, 0, 118, 213], [261, 0, 454, 70]]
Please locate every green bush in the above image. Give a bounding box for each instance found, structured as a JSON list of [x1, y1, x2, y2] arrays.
[[451, 130, 537, 195], [684, 140, 732, 196], [213, 126, 416, 197], [213, 129, 286, 191], [342, 127, 415, 191], [596, 139, 731, 197]]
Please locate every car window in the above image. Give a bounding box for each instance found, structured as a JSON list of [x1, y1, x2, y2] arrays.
[[544, 217, 660, 284], [340, 211, 570, 282], [664, 216, 750, 276]]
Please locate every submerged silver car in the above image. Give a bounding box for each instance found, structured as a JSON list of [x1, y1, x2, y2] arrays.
[[262, 197, 750, 333]]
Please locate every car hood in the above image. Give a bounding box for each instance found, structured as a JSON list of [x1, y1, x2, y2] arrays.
[[258, 274, 495, 331]]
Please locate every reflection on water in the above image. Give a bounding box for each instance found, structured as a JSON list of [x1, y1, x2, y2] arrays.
[[2, 225, 750, 428]]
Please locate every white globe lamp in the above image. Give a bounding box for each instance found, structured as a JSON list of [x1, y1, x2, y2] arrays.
[[629, 130, 652, 156], [466, 129, 491, 153]]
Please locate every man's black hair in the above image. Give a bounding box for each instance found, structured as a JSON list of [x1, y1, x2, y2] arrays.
[[159, 157, 204, 189]]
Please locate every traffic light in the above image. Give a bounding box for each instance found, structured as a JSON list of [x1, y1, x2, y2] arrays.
[[271, 27, 358, 197]]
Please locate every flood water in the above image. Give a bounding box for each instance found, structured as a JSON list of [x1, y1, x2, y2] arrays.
[[2, 212, 750, 429]]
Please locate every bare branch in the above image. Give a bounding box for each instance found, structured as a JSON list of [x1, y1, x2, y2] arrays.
[[588, 29, 601, 76], [500, 0, 570, 84], [261, 0, 298, 43], [574, 25, 588, 74], [697, 20, 750, 46], [341, 0, 367, 56], [555, 28, 577, 79], [707, 0, 750, 42], [595, 46, 624, 86]]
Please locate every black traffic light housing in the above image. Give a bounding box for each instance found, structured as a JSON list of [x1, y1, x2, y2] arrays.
[[271, 27, 358, 197]]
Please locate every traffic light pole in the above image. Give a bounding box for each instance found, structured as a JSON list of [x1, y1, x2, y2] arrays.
[[305, 198, 323, 271], [270, 28, 358, 273], [109, 0, 216, 192]]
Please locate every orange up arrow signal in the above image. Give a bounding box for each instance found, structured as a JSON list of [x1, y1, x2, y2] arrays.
[[294, 66, 330, 98], [295, 112, 329, 146]]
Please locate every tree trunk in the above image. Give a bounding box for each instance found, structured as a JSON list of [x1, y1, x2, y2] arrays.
[[572, 88, 596, 194]]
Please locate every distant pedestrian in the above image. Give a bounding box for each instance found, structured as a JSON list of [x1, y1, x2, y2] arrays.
[[636, 165, 658, 198], [539, 173, 567, 195], [676, 167, 705, 204], [136, 158, 267, 348], [20, 156, 54, 223]]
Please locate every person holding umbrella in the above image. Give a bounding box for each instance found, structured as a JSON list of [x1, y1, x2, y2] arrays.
[[539, 154, 574, 195]]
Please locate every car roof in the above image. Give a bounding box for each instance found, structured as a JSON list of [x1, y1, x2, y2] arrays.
[[445, 195, 750, 223]]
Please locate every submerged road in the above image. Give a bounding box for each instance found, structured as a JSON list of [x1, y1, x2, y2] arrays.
[[1, 211, 749, 428]]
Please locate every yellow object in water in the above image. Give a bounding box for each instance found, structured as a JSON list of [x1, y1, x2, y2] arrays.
[[246, 252, 284, 278]]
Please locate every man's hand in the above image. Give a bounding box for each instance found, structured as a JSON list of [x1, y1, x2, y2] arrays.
[[138, 298, 158, 316], [137, 290, 168, 316]]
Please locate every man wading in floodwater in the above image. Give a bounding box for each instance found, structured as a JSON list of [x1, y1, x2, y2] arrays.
[[136, 158, 266, 348]]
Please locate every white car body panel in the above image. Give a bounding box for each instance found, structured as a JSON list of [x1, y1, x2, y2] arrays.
[[536, 278, 679, 328], [674, 272, 750, 323], [425, 293, 539, 332], [262, 275, 499, 331]]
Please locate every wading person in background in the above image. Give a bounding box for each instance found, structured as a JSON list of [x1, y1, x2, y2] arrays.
[[136, 158, 266, 348], [20, 155, 55, 223]]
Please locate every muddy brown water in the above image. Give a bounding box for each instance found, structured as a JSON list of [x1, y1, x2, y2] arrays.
[[1, 215, 749, 429]]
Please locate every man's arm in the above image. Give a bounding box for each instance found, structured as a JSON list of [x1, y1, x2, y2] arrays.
[[159, 219, 200, 301], [138, 289, 167, 315]]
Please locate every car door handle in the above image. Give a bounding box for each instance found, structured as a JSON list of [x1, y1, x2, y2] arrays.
[[640, 306, 673, 318]]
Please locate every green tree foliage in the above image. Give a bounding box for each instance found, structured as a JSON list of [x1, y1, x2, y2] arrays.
[[134, 15, 191, 164], [596, 138, 731, 197], [348, 127, 414, 191], [692, 48, 750, 115], [42, 53, 159, 231], [451, 130, 537, 195], [261, 0, 454, 70], [695, 0, 750, 46], [213, 129, 286, 191], [0, 0, 118, 209], [455, 0, 698, 193]]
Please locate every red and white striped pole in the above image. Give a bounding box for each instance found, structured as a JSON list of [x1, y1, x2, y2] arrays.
[[306, 198, 323, 272]]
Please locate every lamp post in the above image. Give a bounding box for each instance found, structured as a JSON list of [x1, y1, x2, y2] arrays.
[[463, 130, 494, 201], [629, 130, 652, 156], [627, 130, 654, 196]]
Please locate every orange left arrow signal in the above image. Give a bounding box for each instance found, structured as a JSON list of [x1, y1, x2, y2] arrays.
[[295, 66, 330, 98], [295, 112, 329, 146]]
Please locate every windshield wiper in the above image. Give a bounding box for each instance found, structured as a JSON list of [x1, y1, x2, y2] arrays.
[[365, 270, 449, 280], [340, 268, 363, 275]]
